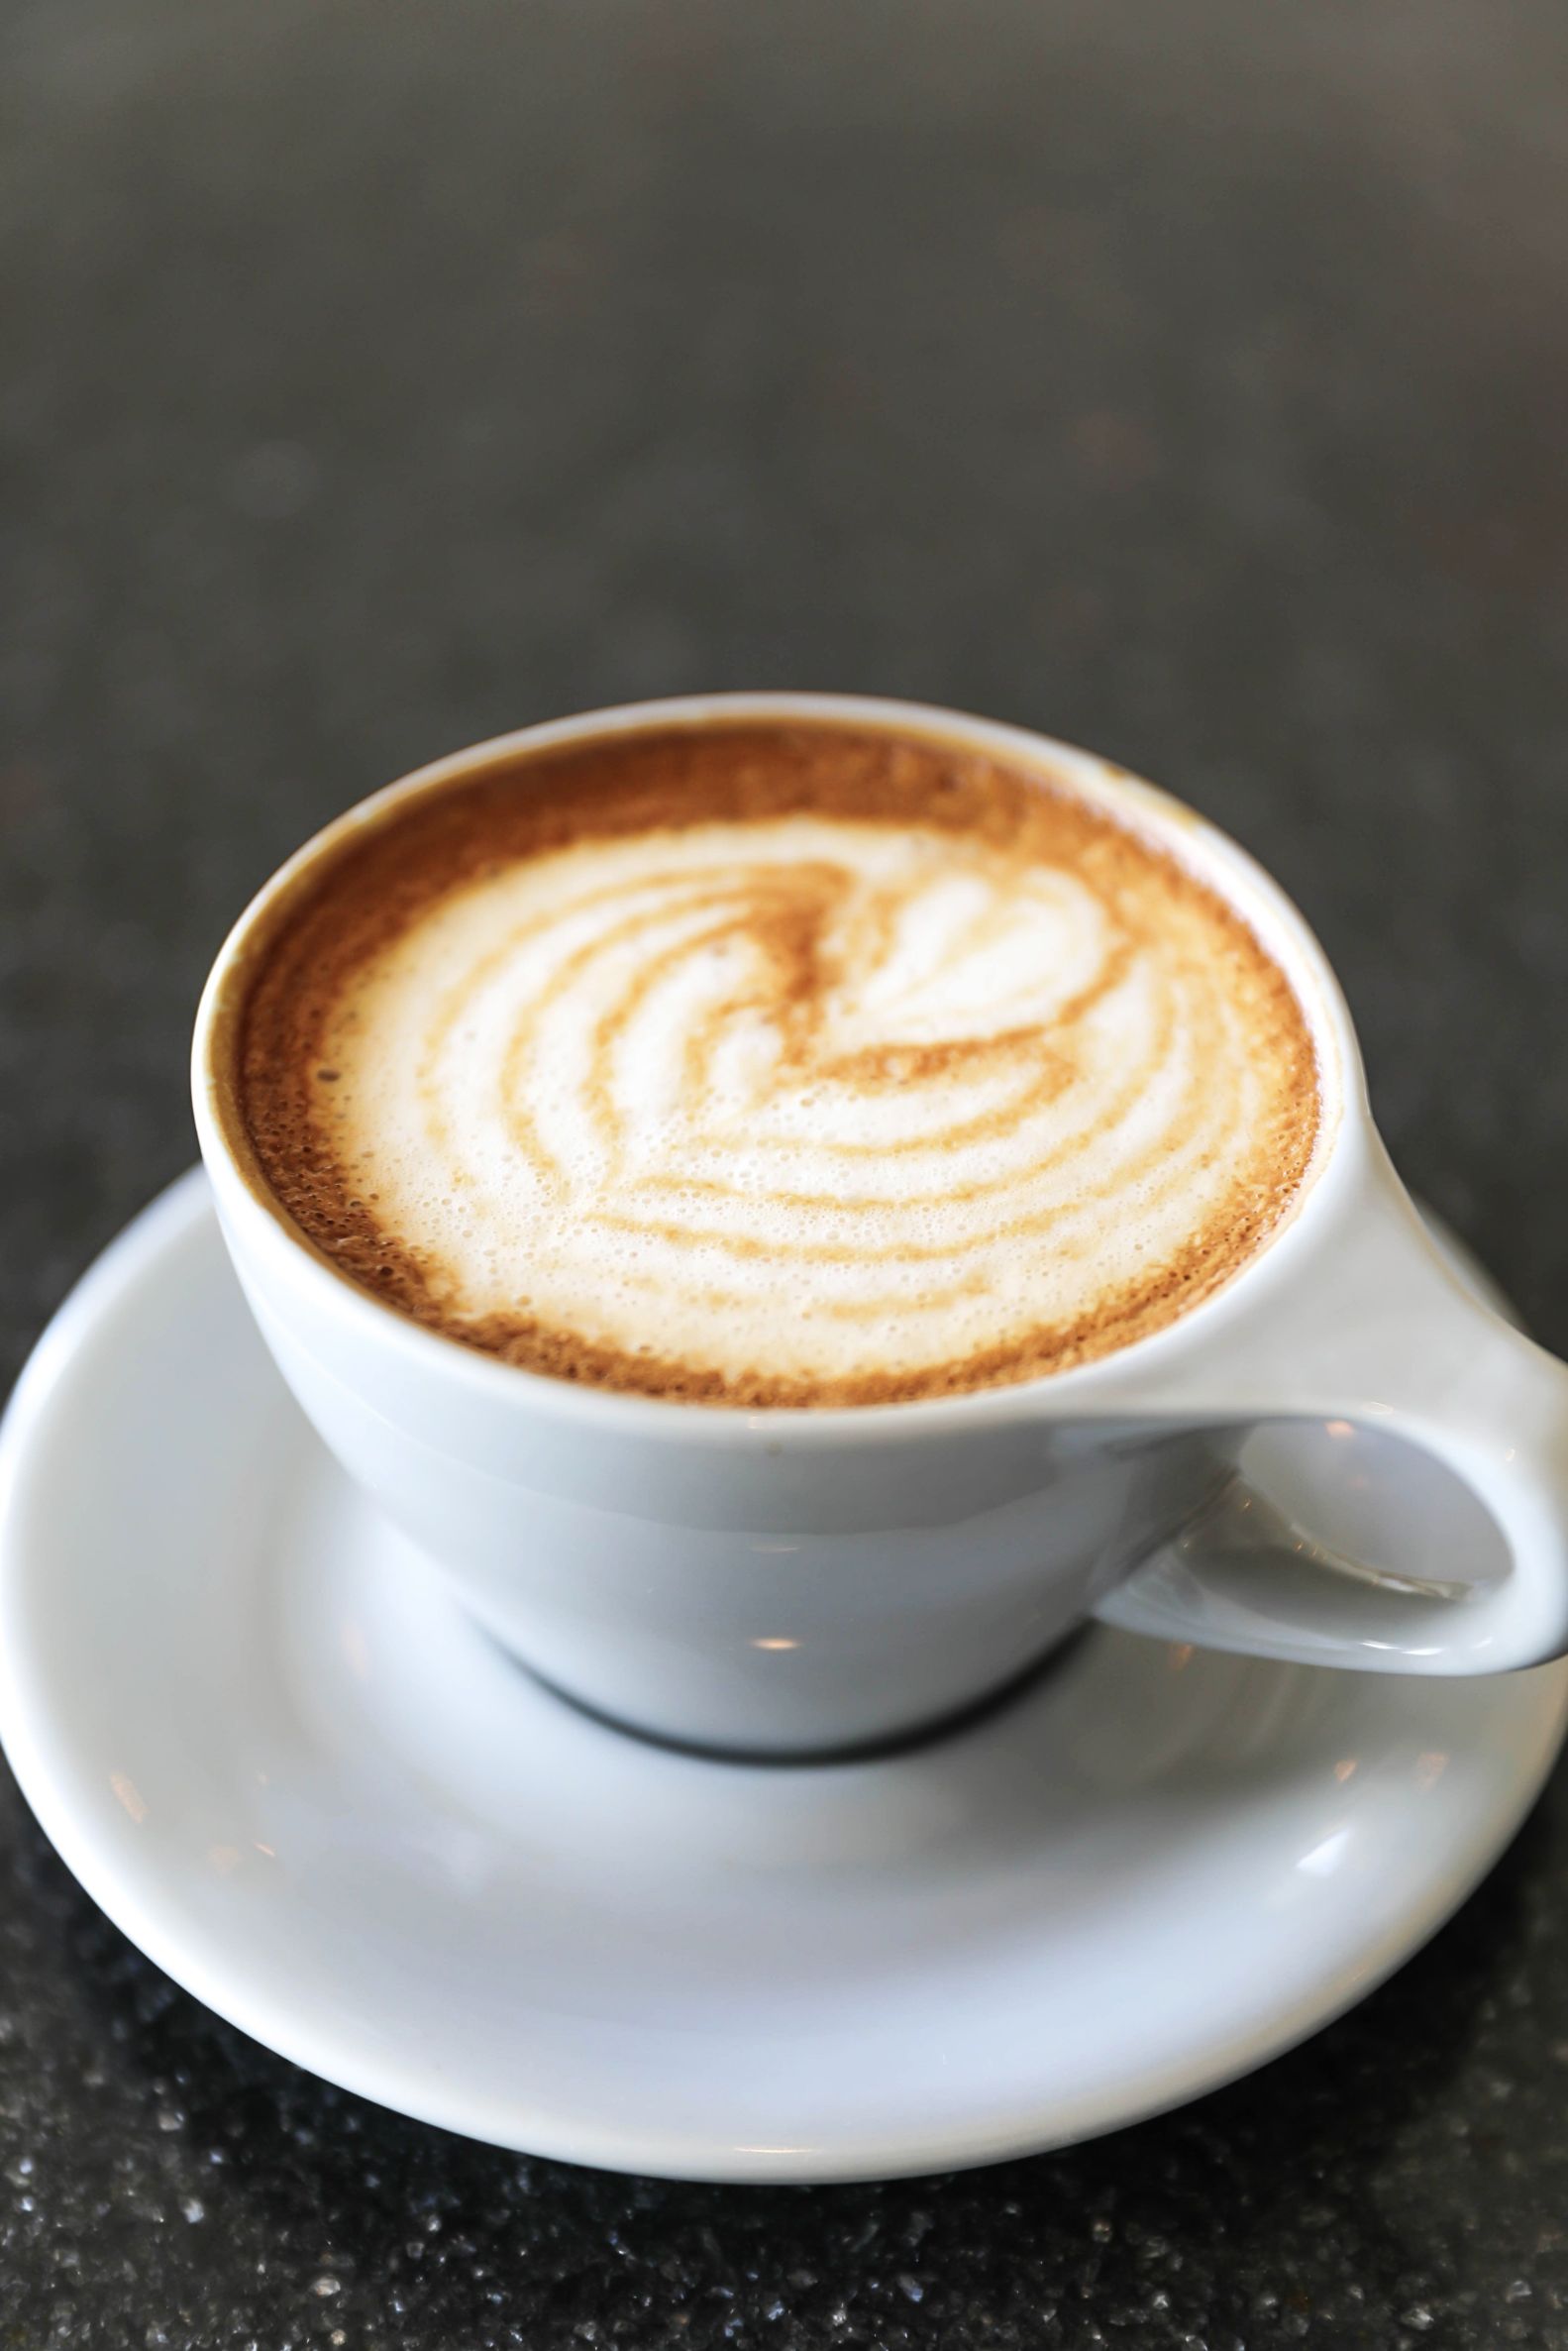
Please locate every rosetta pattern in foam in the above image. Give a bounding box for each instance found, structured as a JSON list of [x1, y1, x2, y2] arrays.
[[306, 812, 1315, 1400]]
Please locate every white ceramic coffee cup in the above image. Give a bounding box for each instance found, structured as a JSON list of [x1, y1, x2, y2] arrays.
[[192, 694, 1568, 1757]]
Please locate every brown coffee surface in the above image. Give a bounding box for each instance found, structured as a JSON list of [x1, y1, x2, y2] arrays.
[[232, 720, 1321, 1405]]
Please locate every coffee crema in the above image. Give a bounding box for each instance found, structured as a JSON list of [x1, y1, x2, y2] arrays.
[[233, 721, 1321, 1405]]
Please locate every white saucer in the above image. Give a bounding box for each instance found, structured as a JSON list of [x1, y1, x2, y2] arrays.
[[2, 1170, 1564, 2184]]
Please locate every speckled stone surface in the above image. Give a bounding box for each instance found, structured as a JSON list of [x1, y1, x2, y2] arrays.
[[5, 0, 1568, 2342]]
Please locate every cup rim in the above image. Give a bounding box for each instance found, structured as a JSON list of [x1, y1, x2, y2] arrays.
[[192, 689, 1364, 1439]]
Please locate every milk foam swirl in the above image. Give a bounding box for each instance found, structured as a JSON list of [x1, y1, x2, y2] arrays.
[[302, 809, 1316, 1398]]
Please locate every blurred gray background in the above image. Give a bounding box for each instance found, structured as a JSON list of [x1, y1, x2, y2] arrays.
[[5, 5, 1568, 2347], [7, 0, 1568, 1368]]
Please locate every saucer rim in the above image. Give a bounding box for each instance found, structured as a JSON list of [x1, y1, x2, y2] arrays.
[[1, 1167, 1564, 2184]]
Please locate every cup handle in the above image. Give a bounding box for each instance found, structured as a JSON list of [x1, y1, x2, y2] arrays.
[[1093, 1141, 1568, 1672]]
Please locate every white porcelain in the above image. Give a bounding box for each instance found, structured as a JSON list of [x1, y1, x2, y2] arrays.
[[192, 695, 1568, 1755], [1, 1170, 1563, 2183]]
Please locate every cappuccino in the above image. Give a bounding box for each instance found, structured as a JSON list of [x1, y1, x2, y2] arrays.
[[234, 721, 1321, 1405]]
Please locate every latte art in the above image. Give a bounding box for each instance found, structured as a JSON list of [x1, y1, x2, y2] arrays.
[[316, 822, 1257, 1358], [237, 723, 1322, 1403]]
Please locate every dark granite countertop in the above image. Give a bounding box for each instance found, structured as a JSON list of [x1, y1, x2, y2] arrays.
[[5, 1, 1568, 2342]]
